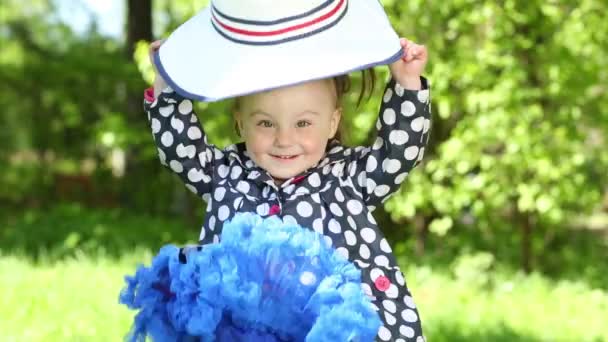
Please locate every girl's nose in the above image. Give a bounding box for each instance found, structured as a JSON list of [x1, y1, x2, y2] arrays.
[[275, 127, 294, 146]]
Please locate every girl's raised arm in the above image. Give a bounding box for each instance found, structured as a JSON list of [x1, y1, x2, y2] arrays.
[[144, 85, 221, 200]]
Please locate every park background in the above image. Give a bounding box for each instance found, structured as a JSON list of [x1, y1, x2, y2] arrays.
[[1, 0, 607, 341]]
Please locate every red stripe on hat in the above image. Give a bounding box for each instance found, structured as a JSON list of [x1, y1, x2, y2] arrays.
[[212, 0, 345, 37]]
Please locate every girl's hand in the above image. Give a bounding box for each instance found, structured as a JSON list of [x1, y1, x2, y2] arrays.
[[389, 38, 428, 90], [149, 40, 168, 95]]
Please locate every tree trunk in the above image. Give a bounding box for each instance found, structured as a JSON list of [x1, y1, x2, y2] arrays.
[[520, 212, 533, 274], [126, 0, 153, 58], [414, 215, 428, 257]]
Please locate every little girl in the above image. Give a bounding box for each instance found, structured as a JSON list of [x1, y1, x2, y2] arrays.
[[144, 36, 430, 341]]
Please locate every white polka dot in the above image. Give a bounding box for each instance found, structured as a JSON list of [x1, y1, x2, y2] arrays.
[[404, 146, 419, 160], [331, 163, 344, 177], [411, 117, 424, 132], [187, 168, 205, 182], [370, 268, 384, 280], [311, 193, 321, 204], [336, 247, 349, 260], [366, 156, 378, 173], [231, 166, 242, 179], [186, 184, 198, 194], [389, 130, 409, 145], [299, 271, 316, 285], [395, 172, 409, 185], [418, 147, 425, 161], [395, 83, 405, 97], [378, 326, 392, 341], [329, 203, 343, 217], [218, 205, 230, 221], [283, 215, 298, 225], [346, 200, 363, 215], [256, 203, 268, 216], [199, 227, 205, 241], [297, 201, 313, 218], [178, 99, 193, 114], [159, 105, 174, 117], [374, 185, 391, 198], [323, 235, 333, 247], [328, 218, 341, 234], [382, 300, 396, 313], [160, 131, 173, 146], [233, 197, 243, 210], [401, 101, 416, 116], [334, 188, 345, 202], [360, 228, 376, 243], [385, 312, 397, 326], [383, 88, 393, 103], [386, 284, 399, 298], [404, 295, 416, 309], [312, 218, 323, 234], [151, 118, 161, 133], [308, 173, 321, 187], [214, 187, 226, 201], [187, 126, 202, 140], [176, 144, 196, 159], [372, 137, 384, 150], [382, 159, 401, 174], [347, 216, 357, 229], [400, 325, 415, 338], [171, 117, 184, 133], [357, 172, 366, 188], [157, 148, 166, 165], [367, 212, 377, 225], [380, 238, 392, 253], [417, 89, 430, 103], [395, 271, 405, 286], [344, 230, 357, 246], [359, 244, 370, 259], [236, 181, 250, 194], [168, 160, 183, 173], [401, 309, 418, 322], [218, 165, 229, 178], [416, 336, 425, 342], [366, 178, 377, 194], [375, 255, 389, 267], [383, 108, 396, 125], [208, 216, 216, 231]]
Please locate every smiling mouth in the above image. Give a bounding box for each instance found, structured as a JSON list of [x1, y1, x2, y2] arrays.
[[271, 154, 299, 160]]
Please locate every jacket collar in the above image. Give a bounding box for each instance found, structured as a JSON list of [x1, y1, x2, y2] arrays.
[[225, 139, 346, 188]]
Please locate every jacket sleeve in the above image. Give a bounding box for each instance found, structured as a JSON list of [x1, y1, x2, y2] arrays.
[[350, 77, 432, 207], [144, 86, 222, 199]]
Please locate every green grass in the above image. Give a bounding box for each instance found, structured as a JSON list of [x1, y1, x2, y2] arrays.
[[1, 252, 607, 342]]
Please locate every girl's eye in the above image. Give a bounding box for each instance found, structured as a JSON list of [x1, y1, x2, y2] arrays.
[[257, 120, 273, 128], [296, 120, 311, 128]]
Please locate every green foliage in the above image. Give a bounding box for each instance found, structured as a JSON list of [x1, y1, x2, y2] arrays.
[[0, 203, 197, 262], [381, 0, 608, 271]]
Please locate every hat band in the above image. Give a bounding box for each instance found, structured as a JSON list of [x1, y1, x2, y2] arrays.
[[211, 0, 348, 45]]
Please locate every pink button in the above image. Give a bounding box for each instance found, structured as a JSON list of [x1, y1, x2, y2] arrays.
[[292, 175, 306, 184], [144, 87, 155, 102], [374, 276, 391, 291], [269, 204, 280, 216]]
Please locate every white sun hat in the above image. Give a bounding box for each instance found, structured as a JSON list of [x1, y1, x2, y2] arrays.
[[154, 0, 402, 102]]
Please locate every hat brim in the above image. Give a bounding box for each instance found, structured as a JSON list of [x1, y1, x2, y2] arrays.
[[155, 0, 402, 102]]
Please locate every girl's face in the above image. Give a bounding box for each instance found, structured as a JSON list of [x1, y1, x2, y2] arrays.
[[235, 79, 341, 183]]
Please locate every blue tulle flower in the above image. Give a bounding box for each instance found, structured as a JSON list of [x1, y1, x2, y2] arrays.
[[119, 212, 381, 341]]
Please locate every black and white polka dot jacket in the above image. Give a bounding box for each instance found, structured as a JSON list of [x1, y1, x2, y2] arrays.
[[144, 77, 431, 342]]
